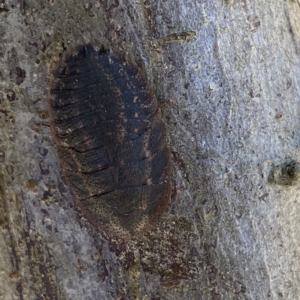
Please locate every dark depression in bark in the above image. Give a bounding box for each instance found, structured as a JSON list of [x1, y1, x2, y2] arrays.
[[48, 45, 172, 238]]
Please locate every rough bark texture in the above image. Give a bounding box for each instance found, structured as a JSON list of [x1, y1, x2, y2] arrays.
[[1, 0, 300, 299]]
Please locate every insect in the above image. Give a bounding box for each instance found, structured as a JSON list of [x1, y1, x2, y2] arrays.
[[48, 45, 172, 239]]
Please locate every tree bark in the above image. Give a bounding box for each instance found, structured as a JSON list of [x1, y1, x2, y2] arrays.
[[1, 0, 300, 299]]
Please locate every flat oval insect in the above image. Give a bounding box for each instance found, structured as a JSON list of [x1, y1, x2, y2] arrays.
[[48, 45, 172, 238]]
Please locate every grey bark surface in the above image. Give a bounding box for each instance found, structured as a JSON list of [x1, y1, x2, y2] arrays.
[[1, 0, 300, 299]]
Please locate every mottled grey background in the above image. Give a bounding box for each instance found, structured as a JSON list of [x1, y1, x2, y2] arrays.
[[1, 0, 300, 299]]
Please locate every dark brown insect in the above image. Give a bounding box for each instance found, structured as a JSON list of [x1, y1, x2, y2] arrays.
[[48, 45, 172, 239]]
